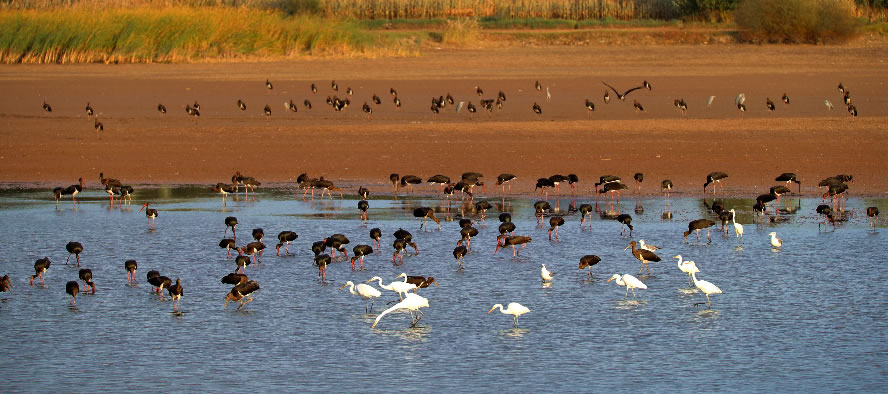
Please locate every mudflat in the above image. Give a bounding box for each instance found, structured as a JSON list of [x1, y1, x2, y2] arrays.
[[1, 44, 886, 196]]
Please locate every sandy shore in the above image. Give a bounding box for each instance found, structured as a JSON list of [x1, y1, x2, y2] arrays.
[[1, 44, 886, 197]]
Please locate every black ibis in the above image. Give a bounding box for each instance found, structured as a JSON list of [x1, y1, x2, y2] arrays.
[[400, 175, 422, 194], [453, 246, 468, 271], [867, 207, 879, 230], [626, 241, 661, 275], [219, 238, 236, 258], [264, 104, 271, 119], [43, 100, 52, 112], [585, 99, 595, 114], [276, 231, 298, 256], [775, 173, 801, 193], [766, 98, 776, 111], [304, 99, 312, 109], [53, 177, 84, 206], [661, 179, 674, 199], [458, 226, 479, 248], [66, 281, 79, 305], [139, 203, 158, 228], [413, 207, 441, 230], [703, 172, 728, 194], [616, 214, 633, 236], [548, 217, 565, 240], [351, 245, 374, 271], [85, 102, 94, 117], [389, 173, 400, 191], [225, 280, 260, 310], [475, 200, 492, 220], [579, 204, 594, 227], [221, 273, 248, 287], [532, 102, 542, 116], [0, 275, 10, 293], [579, 255, 601, 279], [782, 93, 790, 104], [224, 216, 238, 238], [684, 219, 716, 243], [124, 260, 138, 283], [534, 200, 551, 225], [370, 227, 382, 249], [168, 278, 183, 312], [494, 236, 532, 256], [79, 268, 95, 293], [358, 200, 370, 223], [602, 82, 643, 101], [157, 103, 167, 114], [30, 257, 51, 286], [633, 173, 644, 193], [633, 100, 644, 112], [406, 276, 440, 293], [315, 254, 331, 282], [266, 79, 273, 90], [65, 241, 83, 266], [362, 102, 372, 119], [237, 99, 246, 111]]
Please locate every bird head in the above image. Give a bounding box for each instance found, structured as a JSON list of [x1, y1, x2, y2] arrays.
[[338, 281, 353, 290], [139, 202, 148, 212], [396, 273, 408, 280], [624, 241, 635, 250], [607, 274, 621, 283], [365, 276, 381, 284], [488, 304, 502, 314]]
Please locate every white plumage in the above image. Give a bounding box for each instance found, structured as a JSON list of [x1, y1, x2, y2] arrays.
[[769, 232, 783, 248], [372, 293, 429, 328], [488, 302, 530, 328], [674, 255, 700, 286], [691, 271, 722, 308], [340, 280, 382, 312], [730, 209, 743, 242], [607, 274, 647, 300], [366, 274, 416, 300], [540, 264, 554, 282], [638, 239, 660, 252]]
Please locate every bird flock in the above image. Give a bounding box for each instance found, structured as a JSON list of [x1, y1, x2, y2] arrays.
[[6, 165, 879, 330], [34, 79, 862, 136]]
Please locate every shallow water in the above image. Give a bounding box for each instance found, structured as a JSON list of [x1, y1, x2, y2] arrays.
[[0, 188, 885, 392]]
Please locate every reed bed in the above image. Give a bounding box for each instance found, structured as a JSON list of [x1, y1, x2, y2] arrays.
[[321, 0, 679, 20], [0, 7, 410, 64]]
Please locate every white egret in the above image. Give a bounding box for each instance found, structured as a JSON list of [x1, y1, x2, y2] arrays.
[[540, 264, 555, 282], [340, 281, 382, 313], [730, 209, 743, 242], [674, 255, 700, 286], [691, 271, 722, 308], [769, 232, 783, 248], [607, 274, 647, 301], [488, 302, 530, 328], [638, 239, 660, 252], [372, 293, 429, 328], [365, 275, 416, 300]]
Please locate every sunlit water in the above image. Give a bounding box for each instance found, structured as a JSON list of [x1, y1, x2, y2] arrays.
[[0, 187, 885, 392]]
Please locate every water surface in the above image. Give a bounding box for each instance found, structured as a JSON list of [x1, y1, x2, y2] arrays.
[[0, 188, 885, 392]]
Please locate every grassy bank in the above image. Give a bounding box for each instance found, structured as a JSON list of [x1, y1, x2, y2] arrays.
[[0, 7, 415, 64]]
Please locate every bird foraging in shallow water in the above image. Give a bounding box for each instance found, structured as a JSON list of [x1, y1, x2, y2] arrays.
[[340, 280, 381, 313], [626, 241, 660, 275], [489, 302, 530, 328], [674, 255, 699, 286], [607, 274, 647, 301], [372, 293, 429, 329], [540, 264, 554, 283], [691, 272, 722, 309], [769, 232, 783, 248], [578, 255, 601, 279]]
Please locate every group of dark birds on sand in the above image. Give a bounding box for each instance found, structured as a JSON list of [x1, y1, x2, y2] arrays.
[[11, 165, 879, 323], [36, 79, 861, 133]]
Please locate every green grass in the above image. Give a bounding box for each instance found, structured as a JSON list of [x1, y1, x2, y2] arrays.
[[0, 8, 414, 64]]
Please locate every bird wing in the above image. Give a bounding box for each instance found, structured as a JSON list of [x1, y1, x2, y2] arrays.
[[601, 81, 621, 96], [622, 86, 644, 97], [735, 93, 746, 105]]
